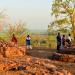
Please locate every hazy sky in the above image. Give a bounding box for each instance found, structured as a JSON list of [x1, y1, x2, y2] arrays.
[[0, 0, 52, 30]]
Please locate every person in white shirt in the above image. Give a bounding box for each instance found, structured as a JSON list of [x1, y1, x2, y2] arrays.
[[66, 34, 72, 47], [26, 35, 32, 49], [68, 34, 71, 41]]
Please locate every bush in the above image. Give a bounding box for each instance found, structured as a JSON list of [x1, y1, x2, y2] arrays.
[[40, 40, 47, 44]]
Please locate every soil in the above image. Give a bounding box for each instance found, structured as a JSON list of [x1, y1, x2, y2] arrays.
[[27, 47, 75, 74]]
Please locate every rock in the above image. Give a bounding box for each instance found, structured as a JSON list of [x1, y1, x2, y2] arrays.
[[17, 66, 24, 70], [0, 63, 5, 71], [67, 72, 72, 75], [5, 47, 24, 58], [26, 66, 31, 70], [35, 71, 42, 75], [52, 53, 75, 62], [0, 53, 3, 58], [26, 58, 31, 62], [57, 72, 64, 75], [0, 56, 72, 75], [43, 63, 57, 70]]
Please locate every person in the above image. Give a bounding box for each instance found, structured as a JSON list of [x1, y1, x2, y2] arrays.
[[56, 33, 61, 52], [66, 34, 72, 47], [11, 34, 17, 46], [26, 35, 32, 49], [61, 35, 66, 49]]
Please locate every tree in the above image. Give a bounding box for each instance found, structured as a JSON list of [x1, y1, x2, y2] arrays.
[[6, 21, 27, 45], [7, 21, 26, 37], [52, 0, 75, 40]]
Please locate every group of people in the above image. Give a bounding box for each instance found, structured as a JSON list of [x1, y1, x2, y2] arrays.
[[56, 33, 72, 52], [11, 33, 72, 51], [11, 34, 32, 49]]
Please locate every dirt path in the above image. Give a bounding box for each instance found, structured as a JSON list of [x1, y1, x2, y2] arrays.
[[27, 47, 75, 74], [27, 48, 56, 59]]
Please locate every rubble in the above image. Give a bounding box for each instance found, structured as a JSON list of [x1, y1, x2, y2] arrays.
[[0, 56, 72, 75], [52, 52, 75, 62]]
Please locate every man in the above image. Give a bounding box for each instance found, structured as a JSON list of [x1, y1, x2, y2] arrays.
[[56, 33, 61, 52]]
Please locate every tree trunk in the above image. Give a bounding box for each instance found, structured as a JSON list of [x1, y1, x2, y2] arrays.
[[70, 12, 75, 42]]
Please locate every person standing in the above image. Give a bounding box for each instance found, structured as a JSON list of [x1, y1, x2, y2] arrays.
[[66, 34, 72, 47], [11, 34, 17, 46], [56, 33, 61, 52], [61, 35, 66, 49], [26, 35, 32, 49]]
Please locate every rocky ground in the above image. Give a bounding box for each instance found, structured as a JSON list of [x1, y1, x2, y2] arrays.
[[27, 48, 75, 75], [0, 41, 74, 75], [0, 55, 72, 75]]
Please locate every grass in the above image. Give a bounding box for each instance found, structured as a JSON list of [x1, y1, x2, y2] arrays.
[[0, 33, 57, 48]]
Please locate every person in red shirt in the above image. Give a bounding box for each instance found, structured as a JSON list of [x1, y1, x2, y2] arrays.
[[11, 34, 17, 45]]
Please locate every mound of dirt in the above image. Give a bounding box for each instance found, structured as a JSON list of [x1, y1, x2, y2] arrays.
[[0, 41, 26, 58]]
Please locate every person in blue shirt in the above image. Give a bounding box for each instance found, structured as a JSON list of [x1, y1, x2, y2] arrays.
[[26, 35, 32, 49]]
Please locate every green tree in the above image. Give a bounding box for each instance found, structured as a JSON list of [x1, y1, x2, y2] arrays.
[[52, 0, 75, 40]]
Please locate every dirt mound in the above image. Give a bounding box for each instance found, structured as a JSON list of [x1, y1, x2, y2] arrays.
[[0, 41, 26, 58], [5, 46, 26, 58]]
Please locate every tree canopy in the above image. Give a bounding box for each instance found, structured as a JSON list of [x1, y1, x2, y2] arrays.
[[51, 0, 75, 39]]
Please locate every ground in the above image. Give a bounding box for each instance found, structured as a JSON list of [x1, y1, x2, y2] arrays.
[[27, 47, 75, 74]]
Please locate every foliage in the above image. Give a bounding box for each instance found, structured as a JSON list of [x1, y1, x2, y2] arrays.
[[5, 21, 27, 45], [7, 22, 26, 36], [51, 0, 75, 40]]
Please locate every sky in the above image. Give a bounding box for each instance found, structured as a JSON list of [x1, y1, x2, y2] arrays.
[[0, 0, 53, 30]]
